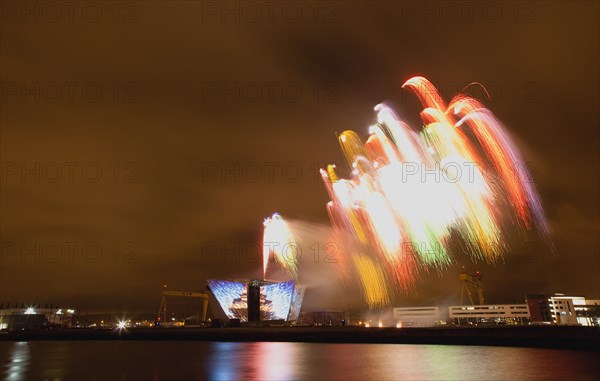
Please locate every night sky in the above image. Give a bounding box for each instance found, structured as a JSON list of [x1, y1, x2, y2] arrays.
[[1, 1, 598, 313]]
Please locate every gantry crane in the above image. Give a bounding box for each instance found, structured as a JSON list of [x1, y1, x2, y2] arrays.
[[157, 289, 209, 323], [459, 271, 485, 305]]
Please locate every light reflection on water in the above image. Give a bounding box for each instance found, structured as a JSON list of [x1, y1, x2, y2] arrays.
[[6, 342, 29, 381], [0, 341, 598, 380]]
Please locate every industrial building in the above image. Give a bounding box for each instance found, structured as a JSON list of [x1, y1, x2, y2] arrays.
[[207, 279, 304, 323], [297, 311, 346, 326], [0, 306, 75, 330]]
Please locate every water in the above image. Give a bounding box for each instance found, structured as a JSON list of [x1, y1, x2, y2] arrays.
[[1, 341, 598, 380]]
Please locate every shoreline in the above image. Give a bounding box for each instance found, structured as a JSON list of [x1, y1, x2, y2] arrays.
[[2, 325, 599, 350]]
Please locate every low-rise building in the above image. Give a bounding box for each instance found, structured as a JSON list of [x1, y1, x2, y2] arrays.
[[393, 307, 441, 327], [548, 294, 581, 325], [574, 299, 600, 327], [527, 294, 599, 326], [449, 304, 530, 325]]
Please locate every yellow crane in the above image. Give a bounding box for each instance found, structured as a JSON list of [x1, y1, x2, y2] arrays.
[[459, 271, 485, 305], [157, 289, 209, 323]]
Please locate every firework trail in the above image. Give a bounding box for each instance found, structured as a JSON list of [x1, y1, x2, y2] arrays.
[[265, 77, 552, 308]]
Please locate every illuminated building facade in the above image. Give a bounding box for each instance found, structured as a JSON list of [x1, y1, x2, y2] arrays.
[[207, 279, 303, 322]]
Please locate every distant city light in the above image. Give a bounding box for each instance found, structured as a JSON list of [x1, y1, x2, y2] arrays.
[[24, 307, 35, 315], [117, 320, 126, 329]]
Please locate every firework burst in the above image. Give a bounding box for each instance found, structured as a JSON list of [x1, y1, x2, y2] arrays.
[[265, 77, 552, 308]]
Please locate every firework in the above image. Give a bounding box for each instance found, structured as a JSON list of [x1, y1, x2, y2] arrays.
[[317, 76, 552, 306], [263, 77, 551, 308], [263, 213, 299, 278]]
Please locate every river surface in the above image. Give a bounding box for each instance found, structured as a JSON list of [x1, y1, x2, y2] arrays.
[[1, 341, 598, 380]]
